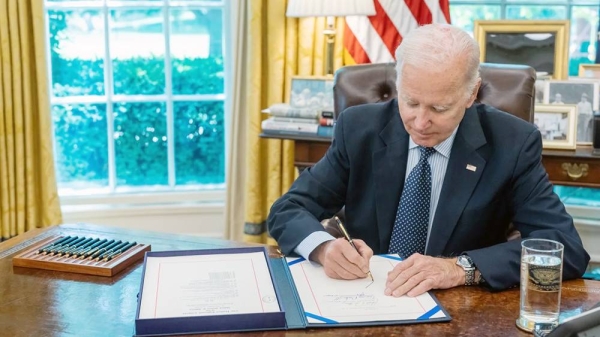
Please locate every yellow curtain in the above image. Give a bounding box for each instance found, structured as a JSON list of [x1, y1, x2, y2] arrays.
[[243, 0, 345, 244], [0, 0, 62, 240]]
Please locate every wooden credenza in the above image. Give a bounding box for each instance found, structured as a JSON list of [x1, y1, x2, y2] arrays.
[[261, 134, 600, 188]]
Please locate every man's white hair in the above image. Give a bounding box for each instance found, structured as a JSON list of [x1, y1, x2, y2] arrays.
[[395, 23, 480, 98]]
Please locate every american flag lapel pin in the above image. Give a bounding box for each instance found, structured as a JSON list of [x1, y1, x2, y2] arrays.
[[466, 164, 477, 172]]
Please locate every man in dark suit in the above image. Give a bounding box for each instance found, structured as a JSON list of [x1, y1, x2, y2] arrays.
[[267, 24, 589, 296]]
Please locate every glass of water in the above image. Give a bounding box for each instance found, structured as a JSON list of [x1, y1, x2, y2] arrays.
[[517, 239, 564, 334]]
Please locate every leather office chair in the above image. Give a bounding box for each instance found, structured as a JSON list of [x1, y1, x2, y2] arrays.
[[334, 62, 535, 122], [323, 62, 536, 239]]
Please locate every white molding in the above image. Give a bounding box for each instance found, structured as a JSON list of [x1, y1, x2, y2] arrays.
[[62, 201, 225, 238], [45, 1, 225, 9], [567, 205, 600, 221], [60, 190, 225, 205], [62, 201, 223, 218], [574, 217, 600, 263]]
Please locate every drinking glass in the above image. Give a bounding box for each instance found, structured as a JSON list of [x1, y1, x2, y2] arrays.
[[517, 239, 564, 334]]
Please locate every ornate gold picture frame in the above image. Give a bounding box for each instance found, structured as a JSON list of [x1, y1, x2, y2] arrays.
[[474, 20, 570, 80]]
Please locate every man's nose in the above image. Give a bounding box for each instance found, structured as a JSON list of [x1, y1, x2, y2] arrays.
[[413, 109, 431, 130]]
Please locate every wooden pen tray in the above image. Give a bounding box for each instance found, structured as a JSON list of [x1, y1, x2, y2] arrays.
[[12, 236, 151, 277]]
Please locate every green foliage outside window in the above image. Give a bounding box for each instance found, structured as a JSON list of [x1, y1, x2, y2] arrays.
[[52, 104, 109, 186], [49, 10, 225, 188]]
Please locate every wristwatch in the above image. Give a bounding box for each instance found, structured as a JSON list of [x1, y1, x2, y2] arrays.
[[456, 255, 477, 286]]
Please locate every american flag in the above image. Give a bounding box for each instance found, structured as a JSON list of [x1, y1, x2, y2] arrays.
[[344, 0, 451, 64]]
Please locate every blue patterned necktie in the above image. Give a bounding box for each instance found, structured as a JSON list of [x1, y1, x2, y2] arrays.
[[388, 146, 436, 258]]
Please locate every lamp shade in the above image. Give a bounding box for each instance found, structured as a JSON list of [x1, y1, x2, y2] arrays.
[[286, 0, 376, 18]]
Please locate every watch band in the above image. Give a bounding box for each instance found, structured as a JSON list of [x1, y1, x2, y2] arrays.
[[457, 255, 477, 286], [464, 268, 476, 286]]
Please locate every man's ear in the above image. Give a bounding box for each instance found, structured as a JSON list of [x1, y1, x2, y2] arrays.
[[466, 78, 482, 108]]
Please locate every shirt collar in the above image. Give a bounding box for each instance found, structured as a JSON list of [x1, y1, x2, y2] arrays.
[[408, 127, 459, 159]]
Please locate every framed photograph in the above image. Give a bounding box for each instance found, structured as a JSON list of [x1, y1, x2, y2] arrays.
[[534, 104, 577, 150], [535, 73, 553, 103], [579, 64, 600, 79], [543, 80, 599, 144], [287, 76, 334, 111], [473, 20, 570, 79]]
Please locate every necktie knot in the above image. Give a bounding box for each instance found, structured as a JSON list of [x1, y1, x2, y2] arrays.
[[419, 146, 436, 162]]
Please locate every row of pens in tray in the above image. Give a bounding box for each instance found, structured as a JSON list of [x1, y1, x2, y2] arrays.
[[37, 236, 137, 262]]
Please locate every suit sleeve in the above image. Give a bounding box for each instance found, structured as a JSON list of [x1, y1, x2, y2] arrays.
[[466, 129, 589, 290], [267, 112, 351, 255]]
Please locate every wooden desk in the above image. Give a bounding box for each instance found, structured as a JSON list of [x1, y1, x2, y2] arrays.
[[261, 133, 600, 187], [1, 224, 599, 337]]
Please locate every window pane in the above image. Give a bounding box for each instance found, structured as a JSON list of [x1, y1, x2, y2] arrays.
[[505, 6, 567, 20], [48, 10, 105, 97], [114, 102, 168, 186], [53, 104, 108, 188], [110, 9, 165, 95], [450, 5, 501, 36], [174, 101, 225, 185], [171, 8, 224, 95], [506, 0, 567, 2], [569, 6, 599, 76], [555, 186, 600, 207]]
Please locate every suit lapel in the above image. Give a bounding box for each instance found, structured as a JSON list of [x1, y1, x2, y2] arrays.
[[373, 102, 409, 253], [427, 105, 488, 256]]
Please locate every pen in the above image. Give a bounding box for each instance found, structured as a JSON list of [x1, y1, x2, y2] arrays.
[[42, 236, 79, 255], [102, 241, 137, 262], [38, 236, 72, 254], [96, 241, 129, 261], [333, 216, 374, 282]]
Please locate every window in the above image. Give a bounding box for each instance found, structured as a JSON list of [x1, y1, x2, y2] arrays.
[[450, 0, 600, 220], [46, 0, 226, 196]]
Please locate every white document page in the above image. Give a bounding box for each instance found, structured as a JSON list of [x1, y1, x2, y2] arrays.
[[287, 255, 447, 324], [138, 252, 280, 319]]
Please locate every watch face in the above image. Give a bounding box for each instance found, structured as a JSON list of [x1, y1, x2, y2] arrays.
[[458, 255, 474, 268]]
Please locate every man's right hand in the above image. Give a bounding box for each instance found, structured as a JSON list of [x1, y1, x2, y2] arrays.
[[309, 238, 373, 279]]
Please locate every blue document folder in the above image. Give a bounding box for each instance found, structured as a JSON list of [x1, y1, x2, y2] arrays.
[[134, 248, 451, 336]]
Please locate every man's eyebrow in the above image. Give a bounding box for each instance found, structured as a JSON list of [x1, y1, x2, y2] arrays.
[[400, 94, 414, 101]]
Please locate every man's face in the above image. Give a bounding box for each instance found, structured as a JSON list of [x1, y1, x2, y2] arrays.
[[397, 63, 478, 148]]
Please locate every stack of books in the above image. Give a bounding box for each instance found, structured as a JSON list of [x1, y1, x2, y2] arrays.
[[261, 103, 334, 138]]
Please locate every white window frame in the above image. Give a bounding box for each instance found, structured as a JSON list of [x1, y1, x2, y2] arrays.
[[449, 0, 600, 18], [45, 0, 229, 207]]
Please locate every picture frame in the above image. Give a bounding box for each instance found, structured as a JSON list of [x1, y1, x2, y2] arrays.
[[473, 20, 570, 80], [534, 73, 553, 104], [543, 80, 599, 145], [578, 64, 600, 79], [287, 76, 334, 111], [533, 104, 577, 150]]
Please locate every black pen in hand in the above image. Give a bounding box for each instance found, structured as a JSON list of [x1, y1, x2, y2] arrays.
[[333, 216, 374, 282]]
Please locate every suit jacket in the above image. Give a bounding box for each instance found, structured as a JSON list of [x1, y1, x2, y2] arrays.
[[267, 99, 589, 290]]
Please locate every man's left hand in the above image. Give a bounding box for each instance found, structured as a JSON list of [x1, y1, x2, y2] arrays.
[[385, 254, 465, 297]]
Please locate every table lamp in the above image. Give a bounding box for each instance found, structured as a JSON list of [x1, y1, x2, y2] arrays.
[[286, 0, 376, 76]]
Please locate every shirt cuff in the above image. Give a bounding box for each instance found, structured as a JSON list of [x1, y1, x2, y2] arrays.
[[294, 231, 336, 260]]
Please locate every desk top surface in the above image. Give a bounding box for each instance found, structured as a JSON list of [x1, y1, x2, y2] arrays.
[[1, 224, 599, 337]]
